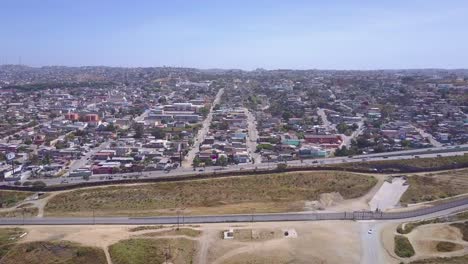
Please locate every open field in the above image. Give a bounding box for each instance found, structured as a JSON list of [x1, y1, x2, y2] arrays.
[[0, 191, 32, 208], [4, 221, 362, 264], [336, 155, 468, 173], [0, 240, 107, 264], [401, 169, 468, 204], [44, 171, 377, 217], [109, 238, 197, 264]]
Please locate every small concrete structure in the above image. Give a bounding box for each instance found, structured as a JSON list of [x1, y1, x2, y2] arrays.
[[223, 228, 234, 240]]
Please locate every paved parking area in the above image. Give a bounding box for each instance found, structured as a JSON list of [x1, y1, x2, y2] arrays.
[[369, 177, 408, 211]]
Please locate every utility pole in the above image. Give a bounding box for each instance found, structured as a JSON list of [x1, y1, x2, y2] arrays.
[[176, 211, 180, 230]]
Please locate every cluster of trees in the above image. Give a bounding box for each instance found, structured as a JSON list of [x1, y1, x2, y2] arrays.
[[192, 156, 228, 168], [199, 106, 210, 118], [336, 123, 359, 135]]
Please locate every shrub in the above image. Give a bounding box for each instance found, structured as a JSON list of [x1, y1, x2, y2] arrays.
[[276, 163, 287, 171], [436, 241, 458, 252], [394, 235, 415, 258], [32, 181, 46, 189]]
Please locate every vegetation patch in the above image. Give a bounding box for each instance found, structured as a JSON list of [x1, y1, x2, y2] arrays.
[[45, 171, 376, 217], [397, 219, 442, 234], [450, 222, 468, 241], [0, 207, 38, 218], [436, 241, 462, 252], [139, 228, 201, 238], [128, 226, 164, 232], [0, 240, 106, 264], [409, 255, 468, 264], [0, 191, 32, 208], [109, 238, 197, 264], [394, 235, 415, 258], [397, 210, 468, 234], [0, 228, 26, 259], [336, 155, 468, 173], [400, 169, 468, 204]]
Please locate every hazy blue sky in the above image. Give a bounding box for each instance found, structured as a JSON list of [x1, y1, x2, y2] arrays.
[[2, 0, 468, 69]]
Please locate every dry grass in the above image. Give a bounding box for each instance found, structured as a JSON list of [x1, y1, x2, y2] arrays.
[[450, 222, 468, 241], [337, 155, 468, 172], [128, 226, 164, 232], [435, 241, 462, 252], [231, 228, 283, 242], [409, 255, 468, 264], [0, 228, 26, 259], [401, 169, 468, 204], [397, 210, 468, 234], [397, 219, 443, 235], [0, 240, 107, 264], [109, 238, 197, 264], [138, 228, 201, 238], [0, 208, 38, 218], [44, 171, 377, 217], [0, 191, 32, 208]]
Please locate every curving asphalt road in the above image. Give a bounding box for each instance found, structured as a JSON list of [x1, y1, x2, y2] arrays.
[[1, 197, 467, 226]]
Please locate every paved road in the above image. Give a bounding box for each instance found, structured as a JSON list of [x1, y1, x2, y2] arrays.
[[340, 117, 365, 148], [414, 126, 442, 147], [245, 108, 261, 164], [317, 108, 332, 129], [68, 140, 113, 173], [2, 197, 467, 226], [182, 88, 224, 168], [4, 146, 466, 187]]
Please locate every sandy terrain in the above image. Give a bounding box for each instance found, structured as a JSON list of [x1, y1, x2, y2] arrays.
[[407, 223, 468, 260], [382, 221, 468, 263], [4, 220, 362, 264]]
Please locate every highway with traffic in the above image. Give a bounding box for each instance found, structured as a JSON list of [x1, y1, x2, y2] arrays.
[[4, 143, 465, 187]]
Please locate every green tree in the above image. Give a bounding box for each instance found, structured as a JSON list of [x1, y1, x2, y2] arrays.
[[192, 157, 201, 169], [133, 123, 144, 139], [217, 156, 227, 167], [151, 128, 166, 139], [336, 123, 348, 134], [199, 107, 210, 118]]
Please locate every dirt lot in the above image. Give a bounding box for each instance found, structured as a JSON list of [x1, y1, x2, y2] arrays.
[[2, 220, 362, 264], [401, 169, 468, 204], [44, 171, 377, 217], [205, 221, 361, 264], [383, 220, 468, 263]]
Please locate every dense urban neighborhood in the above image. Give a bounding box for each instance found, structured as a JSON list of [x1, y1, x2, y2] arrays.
[[0, 66, 468, 264], [0, 66, 467, 186]]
